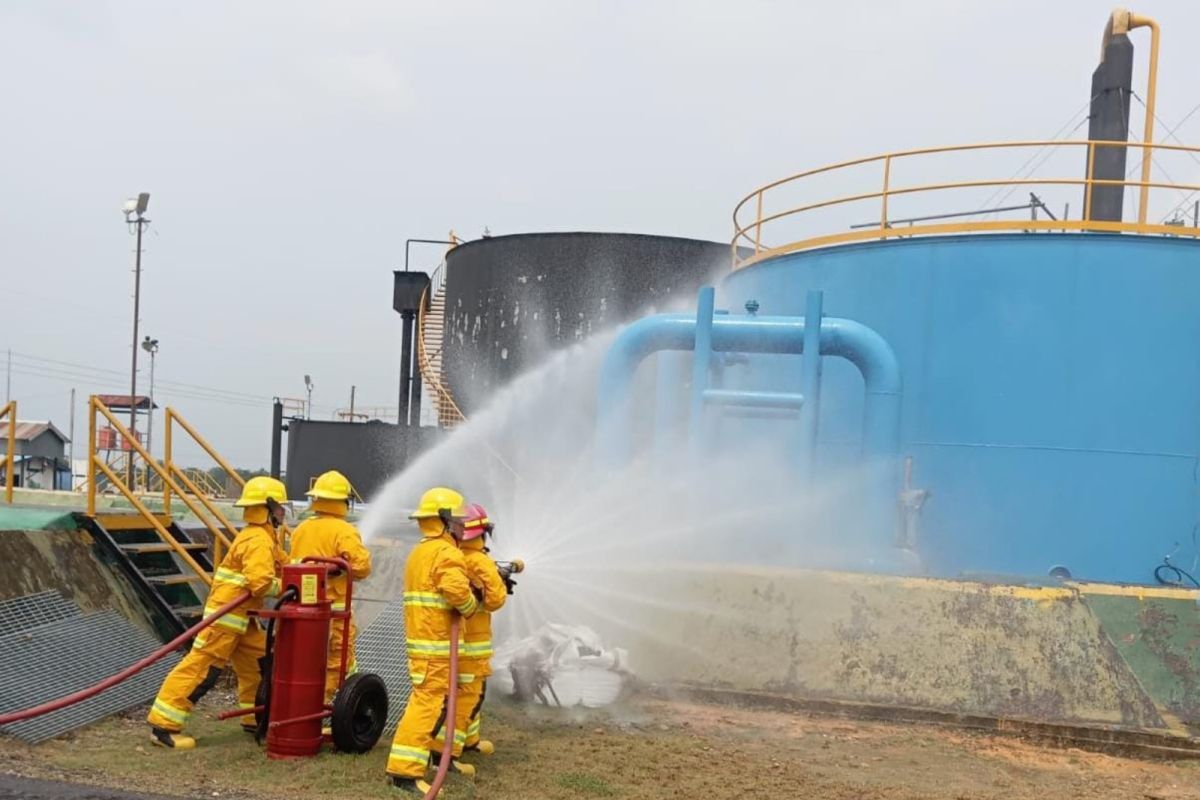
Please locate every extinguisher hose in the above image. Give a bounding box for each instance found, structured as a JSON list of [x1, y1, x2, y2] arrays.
[[0, 591, 253, 727], [424, 616, 460, 800], [255, 587, 299, 741]]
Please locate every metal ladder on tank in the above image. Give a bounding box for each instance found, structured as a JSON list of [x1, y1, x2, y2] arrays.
[[418, 261, 467, 429]]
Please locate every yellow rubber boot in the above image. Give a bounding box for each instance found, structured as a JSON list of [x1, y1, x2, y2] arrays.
[[150, 727, 196, 750], [390, 777, 435, 796], [430, 753, 476, 780], [467, 740, 495, 756]]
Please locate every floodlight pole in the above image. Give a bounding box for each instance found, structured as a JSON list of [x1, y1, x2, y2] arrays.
[[126, 196, 149, 486]]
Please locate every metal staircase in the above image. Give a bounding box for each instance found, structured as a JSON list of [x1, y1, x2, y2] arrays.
[[418, 262, 466, 428], [82, 513, 212, 637], [83, 397, 251, 638]]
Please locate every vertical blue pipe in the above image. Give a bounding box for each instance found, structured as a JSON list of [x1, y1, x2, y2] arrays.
[[797, 290, 824, 481], [654, 350, 686, 468], [688, 287, 715, 457]]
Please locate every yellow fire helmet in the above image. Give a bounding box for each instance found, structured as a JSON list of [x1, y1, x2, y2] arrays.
[[306, 470, 354, 501], [409, 487, 466, 520], [235, 476, 289, 507]]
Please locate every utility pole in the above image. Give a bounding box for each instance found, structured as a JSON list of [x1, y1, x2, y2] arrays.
[[304, 375, 314, 420], [123, 192, 150, 486], [349, 385, 356, 421], [69, 388, 76, 489]]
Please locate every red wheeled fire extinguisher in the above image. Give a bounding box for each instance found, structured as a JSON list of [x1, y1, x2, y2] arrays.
[[232, 557, 388, 759]]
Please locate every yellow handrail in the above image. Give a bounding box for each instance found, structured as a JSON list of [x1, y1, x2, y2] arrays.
[[731, 139, 1200, 269], [169, 463, 239, 565], [87, 397, 234, 582], [162, 406, 292, 561], [1, 401, 15, 504], [416, 265, 467, 427]]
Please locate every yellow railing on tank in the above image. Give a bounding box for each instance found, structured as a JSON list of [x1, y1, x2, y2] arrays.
[[731, 139, 1200, 270]]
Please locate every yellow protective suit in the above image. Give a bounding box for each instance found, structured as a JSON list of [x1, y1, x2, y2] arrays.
[[287, 498, 372, 703], [147, 508, 284, 734], [385, 521, 478, 780], [434, 539, 506, 755]]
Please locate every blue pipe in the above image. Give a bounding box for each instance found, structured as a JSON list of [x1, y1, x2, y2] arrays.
[[798, 290, 824, 481], [596, 301, 902, 562], [596, 312, 901, 466], [703, 389, 805, 410], [688, 288, 716, 457]]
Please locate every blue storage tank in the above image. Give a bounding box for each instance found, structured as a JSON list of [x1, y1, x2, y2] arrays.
[[719, 232, 1200, 584]]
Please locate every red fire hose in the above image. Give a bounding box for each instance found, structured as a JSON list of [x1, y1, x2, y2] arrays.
[[423, 616, 460, 800], [0, 591, 252, 727]]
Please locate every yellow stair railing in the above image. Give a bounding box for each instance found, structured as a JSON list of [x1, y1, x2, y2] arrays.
[[417, 260, 467, 428], [87, 396, 229, 586], [162, 407, 293, 564], [146, 467, 225, 501], [163, 407, 252, 566], [1, 401, 15, 504]]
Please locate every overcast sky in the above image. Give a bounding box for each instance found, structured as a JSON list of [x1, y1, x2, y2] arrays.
[[2, 0, 1199, 468]]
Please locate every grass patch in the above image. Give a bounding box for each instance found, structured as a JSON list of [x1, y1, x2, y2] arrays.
[[556, 772, 618, 796]]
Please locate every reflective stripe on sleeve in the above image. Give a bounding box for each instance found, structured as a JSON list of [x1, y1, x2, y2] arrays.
[[213, 567, 248, 587], [454, 594, 478, 616], [403, 592, 451, 609]]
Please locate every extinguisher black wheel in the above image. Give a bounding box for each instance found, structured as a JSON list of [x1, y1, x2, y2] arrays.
[[330, 672, 389, 754], [253, 677, 270, 736]]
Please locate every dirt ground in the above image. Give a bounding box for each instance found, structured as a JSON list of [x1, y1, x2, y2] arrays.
[[2, 693, 1199, 800]]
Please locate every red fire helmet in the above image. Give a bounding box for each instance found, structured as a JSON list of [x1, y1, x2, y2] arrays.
[[461, 503, 493, 541]]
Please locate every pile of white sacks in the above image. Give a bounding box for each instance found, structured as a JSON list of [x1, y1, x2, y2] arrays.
[[489, 624, 630, 708]]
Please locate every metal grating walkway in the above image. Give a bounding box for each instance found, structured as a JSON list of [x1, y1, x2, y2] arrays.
[[0, 598, 181, 743], [0, 591, 80, 639], [355, 597, 411, 732]]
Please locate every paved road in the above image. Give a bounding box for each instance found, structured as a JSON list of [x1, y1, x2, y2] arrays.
[[0, 776, 183, 800]]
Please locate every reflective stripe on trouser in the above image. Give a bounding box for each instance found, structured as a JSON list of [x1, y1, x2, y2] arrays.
[[324, 614, 358, 704], [387, 659, 449, 779], [146, 624, 266, 733], [432, 675, 485, 758]]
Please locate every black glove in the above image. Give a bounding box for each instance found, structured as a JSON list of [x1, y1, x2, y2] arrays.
[[503, 575, 518, 595]]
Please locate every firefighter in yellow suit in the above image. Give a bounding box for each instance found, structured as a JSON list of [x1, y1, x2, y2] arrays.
[[386, 487, 479, 797], [146, 476, 288, 749], [434, 503, 506, 759], [288, 470, 372, 704]]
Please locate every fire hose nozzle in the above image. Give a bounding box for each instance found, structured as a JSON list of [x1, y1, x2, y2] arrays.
[[496, 559, 525, 595], [496, 559, 525, 576]]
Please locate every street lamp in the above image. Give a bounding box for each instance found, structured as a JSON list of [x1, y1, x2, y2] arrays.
[[304, 374, 314, 419], [124, 192, 150, 486], [141, 336, 159, 476]]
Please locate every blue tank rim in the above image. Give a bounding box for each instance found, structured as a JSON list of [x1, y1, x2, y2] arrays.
[[733, 231, 1200, 275]]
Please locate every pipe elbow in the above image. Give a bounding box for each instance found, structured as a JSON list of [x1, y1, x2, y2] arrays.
[[820, 319, 902, 396], [1127, 12, 1158, 32], [597, 315, 694, 394]]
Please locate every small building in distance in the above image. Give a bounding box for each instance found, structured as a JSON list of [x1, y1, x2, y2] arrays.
[[0, 420, 71, 490]]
